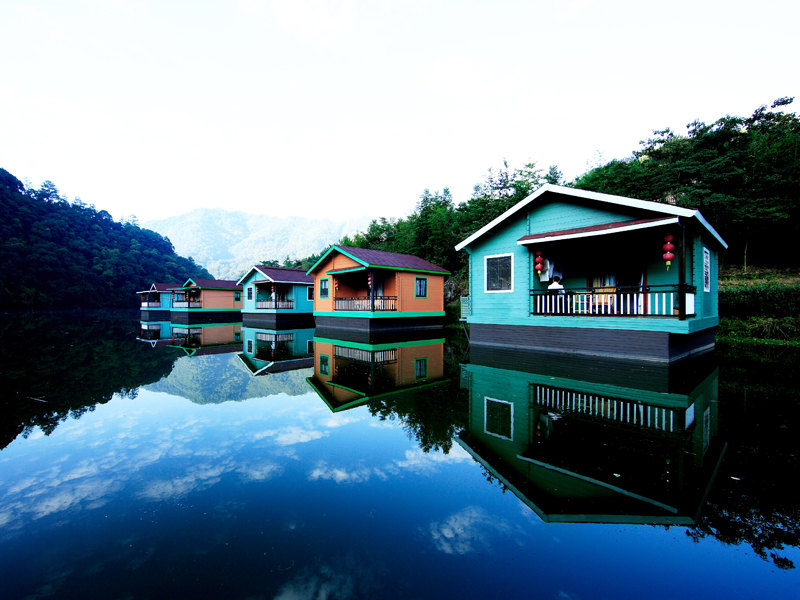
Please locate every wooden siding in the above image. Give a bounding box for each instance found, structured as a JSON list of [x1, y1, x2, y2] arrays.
[[528, 198, 642, 236], [201, 289, 243, 310], [397, 272, 444, 312]]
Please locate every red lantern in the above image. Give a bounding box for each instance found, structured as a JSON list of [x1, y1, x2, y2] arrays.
[[334, 277, 339, 291], [662, 235, 676, 270], [367, 273, 372, 288], [534, 251, 544, 272]]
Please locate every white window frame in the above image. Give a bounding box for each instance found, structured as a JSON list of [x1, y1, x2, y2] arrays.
[[484, 396, 513, 440], [484, 252, 514, 294]]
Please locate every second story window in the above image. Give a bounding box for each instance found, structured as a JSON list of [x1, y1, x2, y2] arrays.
[[320, 278, 329, 299]]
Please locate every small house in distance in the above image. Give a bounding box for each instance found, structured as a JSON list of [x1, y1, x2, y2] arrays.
[[169, 278, 243, 324], [455, 184, 727, 363], [137, 282, 179, 320], [306, 245, 449, 339], [237, 265, 315, 328]]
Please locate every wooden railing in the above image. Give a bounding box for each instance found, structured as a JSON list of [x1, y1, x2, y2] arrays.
[[140, 302, 161, 308], [530, 285, 695, 318], [256, 300, 294, 310], [334, 296, 397, 311], [173, 301, 202, 308], [334, 346, 397, 363], [256, 332, 294, 342], [532, 384, 692, 433]]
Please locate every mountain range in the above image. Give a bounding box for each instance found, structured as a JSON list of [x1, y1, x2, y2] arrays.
[[144, 209, 371, 279]]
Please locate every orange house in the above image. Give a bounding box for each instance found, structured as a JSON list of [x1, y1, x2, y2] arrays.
[[306, 245, 449, 337], [169, 278, 243, 324]]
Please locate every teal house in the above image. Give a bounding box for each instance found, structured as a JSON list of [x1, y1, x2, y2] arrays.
[[137, 282, 178, 320], [455, 185, 728, 363], [459, 346, 725, 524], [237, 266, 315, 328]]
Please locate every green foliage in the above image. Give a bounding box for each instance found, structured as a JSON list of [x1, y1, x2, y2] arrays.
[[573, 97, 800, 266], [0, 168, 212, 310], [719, 284, 800, 318]]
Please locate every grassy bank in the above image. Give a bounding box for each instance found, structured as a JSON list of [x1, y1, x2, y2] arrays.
[[719, 266, 800, 344]]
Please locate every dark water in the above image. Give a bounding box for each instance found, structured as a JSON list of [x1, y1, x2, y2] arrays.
[[1, 311, 799, 599]]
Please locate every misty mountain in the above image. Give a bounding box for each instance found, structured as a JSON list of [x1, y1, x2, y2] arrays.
[[144, 209, 371, 279]]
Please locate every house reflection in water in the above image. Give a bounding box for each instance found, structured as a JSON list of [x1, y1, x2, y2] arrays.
[[137, 322, 243, 356], [236, 327, 315, 375], [307, 332, 447, 412], [137, 320, 174, 347], [459, 346, 725, 525]]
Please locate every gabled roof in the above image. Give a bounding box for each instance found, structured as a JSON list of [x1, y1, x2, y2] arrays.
[[454, 184, 727, 251], [171, 278, 242, 290], [236, 265, 314, 286], [137, 282, 180, 294], [307, 245, 450, 275]]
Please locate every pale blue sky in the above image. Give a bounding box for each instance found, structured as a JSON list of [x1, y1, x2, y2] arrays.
[[1, 0, 797, 222]]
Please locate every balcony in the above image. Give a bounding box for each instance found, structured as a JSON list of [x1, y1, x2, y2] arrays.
[[256, 300, 294, 310], [173, 301, 202, 308], [530, 285, 696, 318], [334, 296, 397, 312]]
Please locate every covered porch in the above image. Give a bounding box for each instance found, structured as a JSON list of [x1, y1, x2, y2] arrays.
[[328, 268, 397, 312], [252, 281, 295, 310], [520, 217, 697, 321]]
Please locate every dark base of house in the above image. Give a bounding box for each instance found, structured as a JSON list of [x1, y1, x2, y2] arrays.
[[314, 315, 446, 344], [141, 309, 170, 321], [170, 311, 243, 325], [242, 312, 315, 329], [468, 323, 717, 364]]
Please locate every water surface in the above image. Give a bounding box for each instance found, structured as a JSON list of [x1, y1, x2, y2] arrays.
[[1, 312, 798, 599]]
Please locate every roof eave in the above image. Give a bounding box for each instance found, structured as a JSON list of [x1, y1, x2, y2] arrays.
[[455, 184, 699, 252]]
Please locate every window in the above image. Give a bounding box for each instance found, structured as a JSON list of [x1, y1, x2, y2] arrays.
[[414, 358, 428, 380], [415, 277, 428, 298], [307, 340, 314, 353], [247, 340, 253, 353], [307, 286, 314, 301], [319, 354, 329, 375], [485, 254, 513, 292], [234, 332, 241, 342], [234, 291, 241, 302], [485, 397, 513, 440], [703, 248, 711, 292], [247, 286, 253, 300], [320, 278, 329, 299]]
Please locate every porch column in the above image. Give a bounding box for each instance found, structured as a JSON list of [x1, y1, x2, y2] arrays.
[[370, 270, 375, 311], [678, 223, 687, 320]]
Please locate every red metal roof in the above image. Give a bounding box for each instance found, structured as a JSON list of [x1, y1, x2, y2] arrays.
[[252, 266, 314, 284], [517, 217, 676, 244], [335, 246, 449, 273]]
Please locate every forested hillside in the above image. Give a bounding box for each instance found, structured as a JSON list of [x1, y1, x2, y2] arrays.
[[0, 168, 211, 310], [303, 98, 798, 293]]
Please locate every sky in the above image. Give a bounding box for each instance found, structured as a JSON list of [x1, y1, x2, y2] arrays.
[[1, 0, 797, 224]]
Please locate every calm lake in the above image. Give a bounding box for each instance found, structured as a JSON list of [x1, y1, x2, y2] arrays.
[[1, 311, 799, 599]]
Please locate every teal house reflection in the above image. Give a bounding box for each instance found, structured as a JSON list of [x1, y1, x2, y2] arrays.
[[137, 320, 173, 347], [236, 327, 315, 375], [307, 334, 448, 412], [459, 347, 725, 525]]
